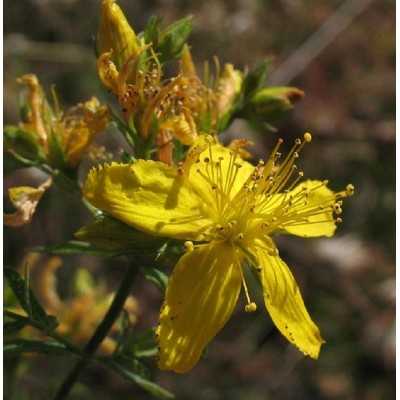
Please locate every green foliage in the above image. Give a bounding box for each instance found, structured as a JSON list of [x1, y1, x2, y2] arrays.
[[75, 215, 164, 253], [242, 60, 271, 99], [143, 16, 193, 64], [4, 339, 70, 356], [4, 268, 58, 331], [4, 125, 44, 165], [141, 267, 168, 293], [106, 359, 174, 399]]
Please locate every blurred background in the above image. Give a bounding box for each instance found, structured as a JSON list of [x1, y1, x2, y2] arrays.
[[4, 0, 395, 399]]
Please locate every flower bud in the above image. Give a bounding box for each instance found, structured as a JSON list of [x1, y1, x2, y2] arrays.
[[246, 86, 304, 122], [97, 0, 139, 68], [215, 64, 243, 117]]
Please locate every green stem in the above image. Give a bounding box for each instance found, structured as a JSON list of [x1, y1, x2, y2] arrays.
[[52, 264, 138, 400]]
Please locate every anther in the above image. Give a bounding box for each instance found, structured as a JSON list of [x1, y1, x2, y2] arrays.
[[346, 184, 355, 196], [204, 157, 210, 163], [333, 203, 342, 214], [303, 132, 312, 143], [336, 217, 343, 224], [236, 233, 244, 240], [184, 241, 194, 252], [295, 138, 302, 145], [245, 302, 257, 313]]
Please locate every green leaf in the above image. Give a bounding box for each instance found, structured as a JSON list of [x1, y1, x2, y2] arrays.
[[4, 319, 28, 335], [109, 107, 137, 150], [144, 16, 162, 46], [128, 328, 158, 358], [157, 16, 193, 63], [33, 240, 121, 257], [141, 267, 168, 292], [4, 339, 69, 356], [4, 268, 58, 330], [242, 60, 271, 99], [75, 215, 163, 253], [4, 125, 44, 163], [47, 129, 67, 170], [106, 359, 174, 399]]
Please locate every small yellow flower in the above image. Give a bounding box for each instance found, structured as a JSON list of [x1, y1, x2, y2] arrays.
[[83, 133, 354, 372], [15, 75, 109, 168], [179, 45, 243, 131], [58, 97, 110, 167]]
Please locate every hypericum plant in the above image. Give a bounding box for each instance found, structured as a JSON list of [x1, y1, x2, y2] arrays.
[[4, 0, 354, 398]]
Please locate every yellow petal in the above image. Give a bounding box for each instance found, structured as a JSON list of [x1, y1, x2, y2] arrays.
[[97, 52, 120, 93], [61, 97, 109, 167], [157, 242, 242, 373], [283, 180, 337, 238], [17, 74, 49, 149], [83, 161, 213, 240], [253, 242, 324, 358], [4, 178, 52, 227]]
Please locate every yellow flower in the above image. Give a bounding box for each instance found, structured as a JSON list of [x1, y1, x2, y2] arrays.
[[58, 97, 110, 167], [15, 74, 109, 168], [179, 45, 243, 131], [83, 133, 354, 373]]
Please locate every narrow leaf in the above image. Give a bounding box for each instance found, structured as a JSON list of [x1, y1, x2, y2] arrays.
[[106, 359, 174, 399], [4, 268, 57, 330], [4, 319, 28, 335], [141, 267, 168, 292], [242, 60, 271, 98], [33, 240, 122, 257], [4, 339, 69, 356], [158, 16, 193, 63]]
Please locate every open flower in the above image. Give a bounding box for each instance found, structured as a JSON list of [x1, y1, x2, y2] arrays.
[[83, 133, 354, 373]]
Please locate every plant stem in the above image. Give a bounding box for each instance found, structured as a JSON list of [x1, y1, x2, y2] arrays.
[[52, 264, 138, 400]]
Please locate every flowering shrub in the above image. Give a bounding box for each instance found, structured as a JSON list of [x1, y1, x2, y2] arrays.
[[4, 0, 354, 398]]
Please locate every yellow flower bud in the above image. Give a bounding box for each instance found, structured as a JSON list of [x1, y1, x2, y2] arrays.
[[97, 0, 139, 68]]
